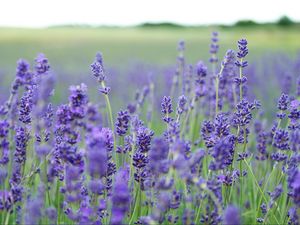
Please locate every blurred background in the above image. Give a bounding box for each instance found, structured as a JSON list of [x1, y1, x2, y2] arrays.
[[0, 0, 300, 114]]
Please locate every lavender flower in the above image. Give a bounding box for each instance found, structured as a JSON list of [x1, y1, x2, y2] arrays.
[[196, 61, 208, 83], [25, 186, 44, 224], [35, 53, 50, 75], [235, 39, 248, 68], [277, 93, 289, 111], [0, 120, 9, 165], [176, 95, 187, 116], [111, 166, 130, 225], [136, 126, 154, 153], [210, 32, 219, 63], [69, 83, 89, 119], [115, 110, 130, 136], [19, 90, 33, 124], [210, 135, 235, 170], [15, 127, 29, 164], [223, 205, 241, 225], [91, 53, 105, 82], [161, 96, 173, 123], [86, 131, 107, 178], [273, 129, 290, 150], [0, 191, 13, 211], [195, 61, 208, 98], [148, 138, 169, 175]]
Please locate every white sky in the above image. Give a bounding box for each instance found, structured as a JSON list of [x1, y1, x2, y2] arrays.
[[0, 0, 299, 27]]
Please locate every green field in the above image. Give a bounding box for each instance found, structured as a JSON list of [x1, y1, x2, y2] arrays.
[[0, 26, 299, 77], [0, 26, 299, 107]]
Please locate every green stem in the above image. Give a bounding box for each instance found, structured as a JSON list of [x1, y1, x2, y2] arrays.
[[129, 185, 141, 224], [243, 159, 280, 224], [101, 81, 115, 144]]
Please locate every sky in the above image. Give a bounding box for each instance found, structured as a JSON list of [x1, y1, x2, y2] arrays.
[[0, 0, 299, 27]]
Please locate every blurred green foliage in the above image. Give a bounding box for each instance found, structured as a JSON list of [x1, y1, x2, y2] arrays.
[[277, 16, 295, 26]]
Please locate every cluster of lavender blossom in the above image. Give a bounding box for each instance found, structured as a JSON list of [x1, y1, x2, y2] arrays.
[[0, 32, 299, 225]]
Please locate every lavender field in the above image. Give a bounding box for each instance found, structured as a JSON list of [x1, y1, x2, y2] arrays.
[[0, 27, 300, 225]]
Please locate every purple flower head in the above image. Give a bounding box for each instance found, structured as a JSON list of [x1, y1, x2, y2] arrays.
[[235, 39, 248, 68], [15, 59, 33, 86], [133, 151, 149, 169], [99, 86, 111, 95], [176, 95, 187, 115], [36, 145, 51, 157], [201, 120, 216, 148], [56, 105, 72, 125], [64, 164, 83, 207], [277, 93, 289, 111], [111, 166, 130, 225], [15, 126, 30, 164], [69, 83, 88, 107], [195, 61, 207, 83], [115, 110, 130, 136], [236, 39, 248, 58], [223, 205, 241, 225], [215, 113, 231, 138], [25, 195, 44, 224], [288, 207, 299, 225], [210, 135, 235, 170], [164, 121, 180, 144], [87, 129, 108, 178], [289, 130, 300, 152], [100, 127, 114, 154], [271, 152, 288, 162], [91, 53, 105, 82], [290, 99, 300, 109], [0, 120, 9, 138], [221, 49, 236, 78], [290, 170, 300, 190], [288, 168, 300, 207], [260, 203, 267, 215], [161, 96, 173, 114], [69, 83, 89, 119], [11, 59, 32, 95], [19, 89, 33, 124], [95, 52, 103, 65], [269, 184, 283, 202], [16, 59, 30, 77], [44, 103, 54, 130], [0, 191, 13, 211], [222, 50, 236, 68], [210, 31, 219, 63], [161, 96, 173, 123], [35, 53, 50, 75], [148, 138, 169, 175], [232, 99, 257, 127], [136, 126, 154, 153], [127, 103, 136, 114], [88, 179, 104, 195], [256, 131, 268, 160], [273, 129, 290, 150]]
